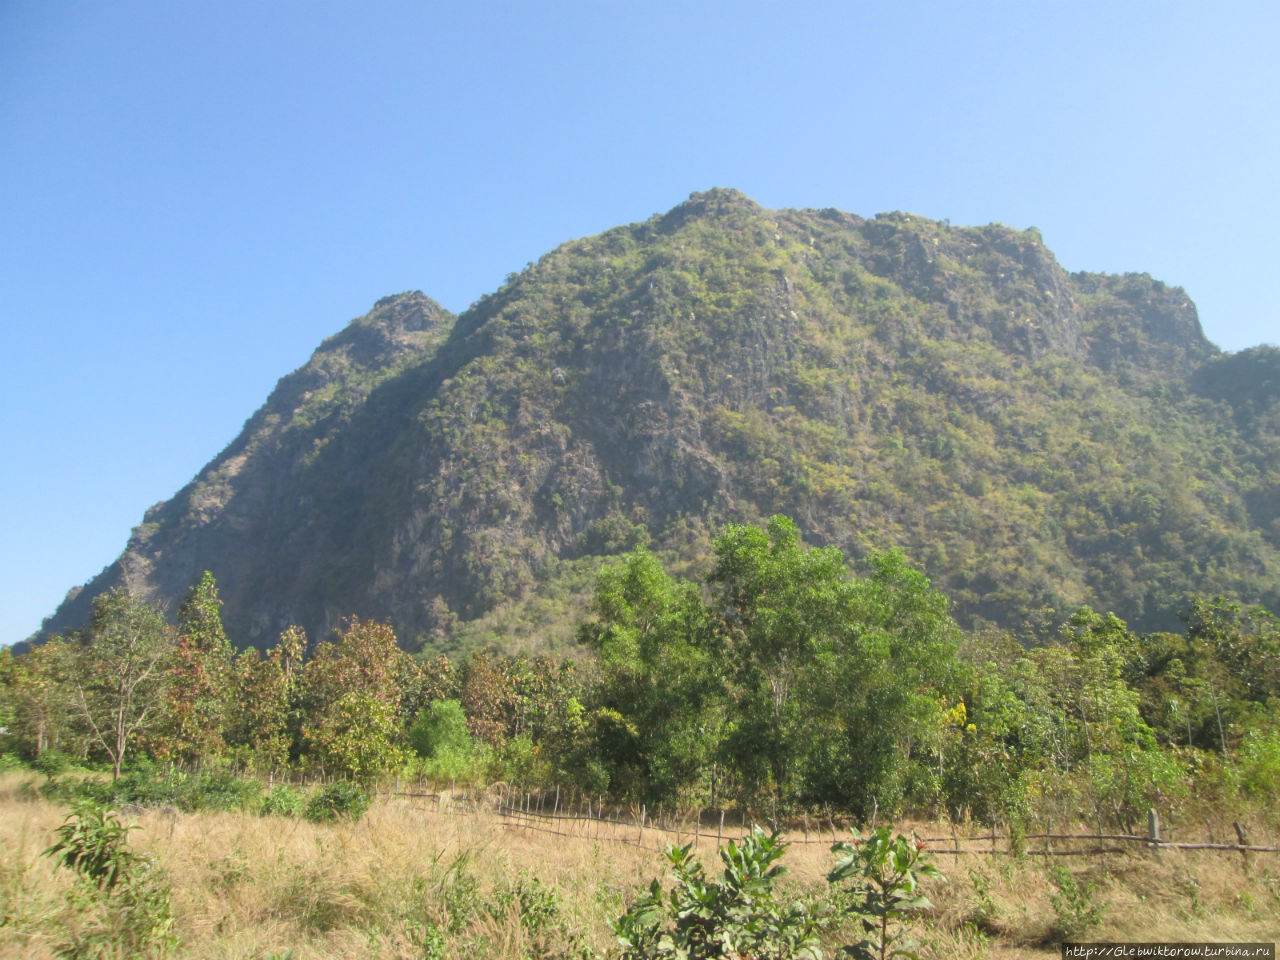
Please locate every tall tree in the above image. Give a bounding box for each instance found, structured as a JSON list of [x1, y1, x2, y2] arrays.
[[226, 625, 305, 773], [69, 589, 173, 780], [579, 549, 723, 802], [300, 617, 408, 782], [158, 572, 233, 766], [3, 637, 81, 761]]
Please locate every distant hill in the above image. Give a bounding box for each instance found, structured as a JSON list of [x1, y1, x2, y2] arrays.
[[36, 189, 1280, 651]]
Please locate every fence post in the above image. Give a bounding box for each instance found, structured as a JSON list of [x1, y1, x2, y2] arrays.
[[1233, 821, 1251, 872], [1148, 809, 1162, 853], [639, 804, 646, 848], [718, 810, 725, 851]]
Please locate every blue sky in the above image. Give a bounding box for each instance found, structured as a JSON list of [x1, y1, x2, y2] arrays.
[[2, 0, 1277, 646]]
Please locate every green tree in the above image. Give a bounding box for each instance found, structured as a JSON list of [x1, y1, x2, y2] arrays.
[[409, 698, 472, 758], [157, 571, 233, 767], [3, 637, 82, 762], [300, 617, 408, 782], [708, 516, 849, 803], [798, 548, 962, 816], [579, 549, 724, 802], [226, 624, 305, 773], [708, 519, 962, 816], [69, 589, 174, 780], [309, 690, 405, 785], [580, 518, 963, 815]]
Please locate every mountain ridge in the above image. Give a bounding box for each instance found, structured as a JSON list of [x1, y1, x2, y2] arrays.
[[35, 190, 1279, 650]]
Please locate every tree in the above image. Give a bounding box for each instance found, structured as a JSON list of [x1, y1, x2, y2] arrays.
[[300, 617, 408, 782], [226, 625, 305, 773], [709, 516, 848, 803], [3, 637, 82, 761], [70, 589, 173, 780], [409, 698, 472, 759], [708, 519, 962, 816], [579, 549, 724, 803], [156, 572, 233, 767], [308, 691, 404, 785]]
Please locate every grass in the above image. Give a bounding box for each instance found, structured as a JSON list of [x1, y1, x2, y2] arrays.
[[1, 771, 1277, 959]]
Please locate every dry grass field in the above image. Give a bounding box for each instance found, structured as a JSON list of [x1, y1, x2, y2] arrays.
[[1, 772, 1276, 959]]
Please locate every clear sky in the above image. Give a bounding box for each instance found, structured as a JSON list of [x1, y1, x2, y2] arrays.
[[2, 0, 1277, 646]]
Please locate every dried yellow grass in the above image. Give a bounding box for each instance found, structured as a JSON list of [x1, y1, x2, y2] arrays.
[[2, 772, 1277, 960]]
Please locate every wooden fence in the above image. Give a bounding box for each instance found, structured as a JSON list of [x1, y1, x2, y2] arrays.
[[382, 780, 1278, 860]]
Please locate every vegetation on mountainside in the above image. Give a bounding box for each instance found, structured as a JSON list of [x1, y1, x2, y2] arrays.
[[35, 192, 1280, 651]]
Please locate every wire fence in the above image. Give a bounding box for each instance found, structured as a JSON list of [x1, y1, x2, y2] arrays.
[[381, 780, 1278, 860]]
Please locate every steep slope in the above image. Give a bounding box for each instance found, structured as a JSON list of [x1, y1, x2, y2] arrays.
[[43, 291, 458, 643], [38, 190, 1280, 648]]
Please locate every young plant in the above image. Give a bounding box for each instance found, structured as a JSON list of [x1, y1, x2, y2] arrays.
[[1046, 864, 1104, 942], [44, 801, 142, 892], [44, 801, 175, 958], [827, 828, 943, 960], [611, 825, 826, 960]]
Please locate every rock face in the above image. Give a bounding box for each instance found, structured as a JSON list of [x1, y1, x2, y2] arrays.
[[36, 190, 1280, 648]]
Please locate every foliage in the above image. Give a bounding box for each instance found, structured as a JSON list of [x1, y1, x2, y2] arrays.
[[306, 690, 405, 786], [827, 829, 943, 960], [45, 802, 143, 892], [44, 801, 175, 958], [45, 762, 264, 814], [585, 519, 962, 814], [303, 780, 371, 823], [610, 826, 826, 960], [155, 571, 233, 766], [301, 618, 409, 784], [259, 783, 307, 817], [4, 636, 82, 762], [1045, 865, 1104, 942], [39, 193, 1280, 656], [68, 590, 174, 780], [410, 699, 473, 759], [226, 625, 305, 773], [488, 873, 562, 936]]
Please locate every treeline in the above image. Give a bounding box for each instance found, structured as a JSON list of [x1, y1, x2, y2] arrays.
[[3, 516, 1278, 832]]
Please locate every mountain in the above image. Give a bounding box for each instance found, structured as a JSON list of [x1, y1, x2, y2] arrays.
[[37, 189, 1280, 650]]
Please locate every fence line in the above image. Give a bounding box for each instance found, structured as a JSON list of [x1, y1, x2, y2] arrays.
[[380, 783, 1277, 858]]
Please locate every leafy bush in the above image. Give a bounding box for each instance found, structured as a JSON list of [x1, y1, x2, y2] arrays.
[[409, 699, 472, 758], [45, 801, 143, 891], [611, 826, 826, 960], [1086, 747, 1188, 832], [491, 732, 549, 785], [303, 780, 371, 823], [33, 750, 71, 777], [490, 873, 561, 935], [260, 784, 307, 818], [827, 828, 944, 960], [1046, 864, 1104, 942], [1236, 727, 1280, 797], [60, 763, 265, 814], [44, 801, 175, 958]]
